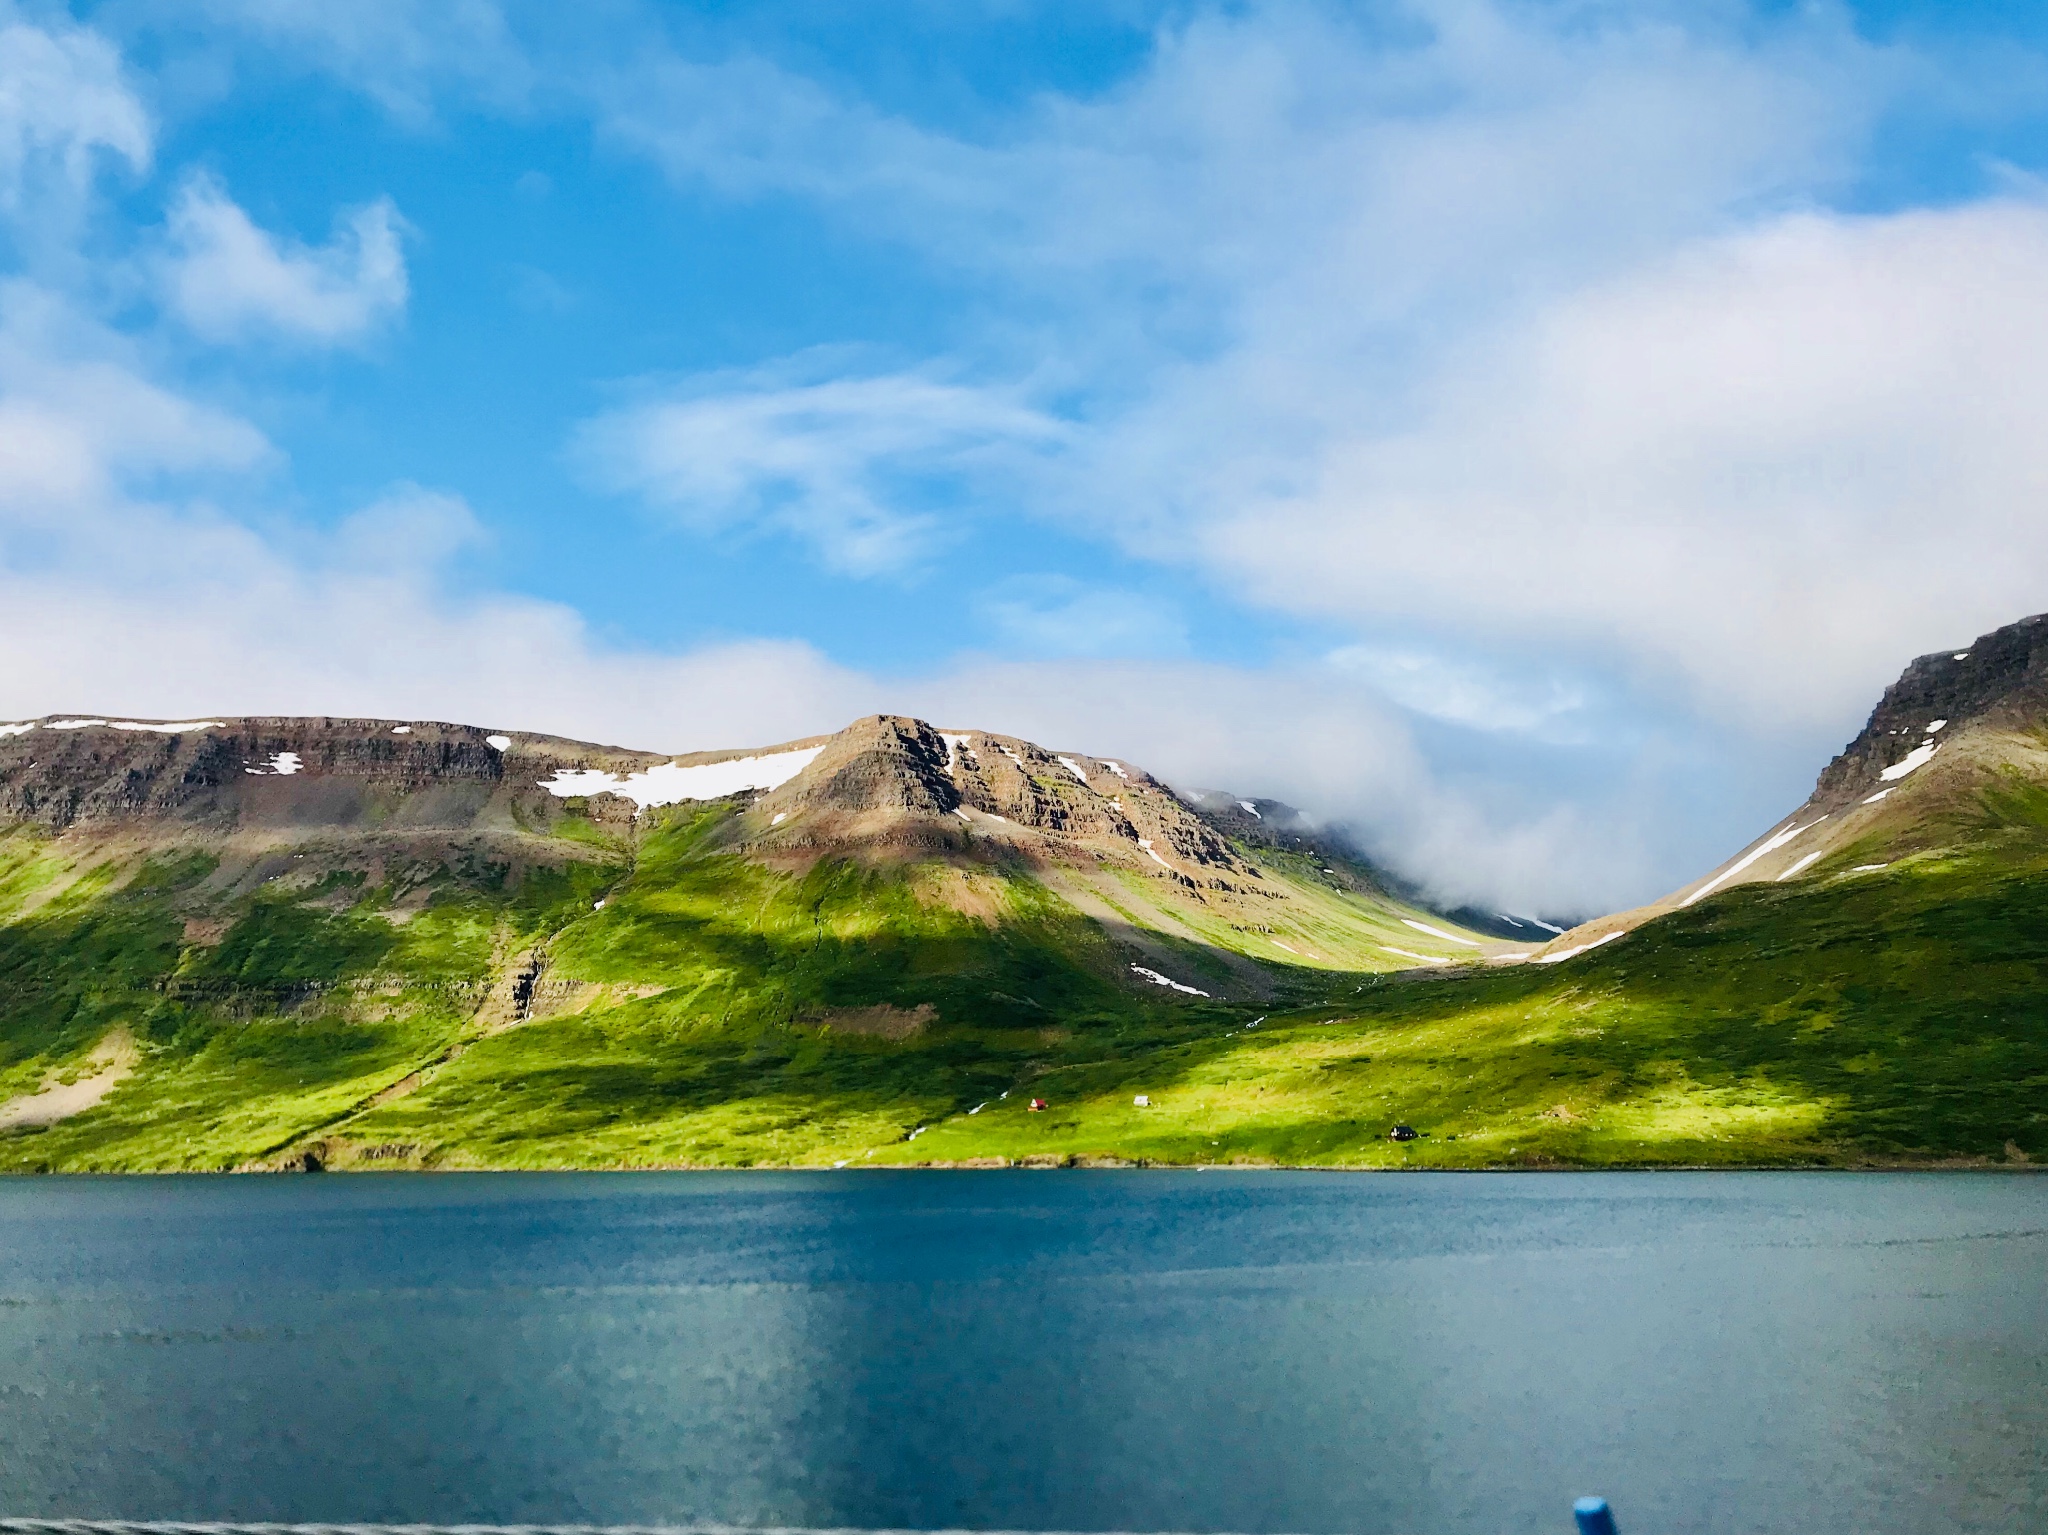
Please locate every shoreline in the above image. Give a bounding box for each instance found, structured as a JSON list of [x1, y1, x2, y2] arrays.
[[4, 1156, 2041, 1177]]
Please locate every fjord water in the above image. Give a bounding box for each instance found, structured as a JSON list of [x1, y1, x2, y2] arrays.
[[0, 1174, 2042, 1535]]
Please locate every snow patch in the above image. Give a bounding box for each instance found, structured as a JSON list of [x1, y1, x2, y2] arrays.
[[1136, 836, 1173, 869], [1863, 788, 1893, 804], [1880, 741, 1938, 781], [1954, 653, 1970, 661], [952, 807, 973, 822], [1271, 939, 1300, 954], [1850, 863, 1889, 873], [392, 726, 412, 735], [1775, 850, 1824, 882], [1104, 760, 1130, 780], [46, 719, 108, 730], [1534, 930, 1625, 965], [1490, 952, 1534, 963], [1925, 719, 1948, 733], [997, 744, 1026, 767], [1380, 946, 1451, 967], [771, 812, 787, 826], [0, 723, 34, 737], [246, 751, 302, 777], [1056, 755, 1091, 785], [1130, 963, 1210, 997], [539, 745, 825, 810], [485, 735, 512, 751], [109, 720, 224, 733], [1401, 918, 1481, 949], [1682, 817, 1825, 907], [939, 732, 973, 769], [1238, 800, 1261, 818]]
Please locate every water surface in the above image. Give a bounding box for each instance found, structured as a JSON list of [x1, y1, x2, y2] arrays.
[[0, 1171, 2043, 1534]]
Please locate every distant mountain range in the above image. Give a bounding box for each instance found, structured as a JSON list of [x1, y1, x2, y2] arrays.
[[4, 614, 2046, 1171]]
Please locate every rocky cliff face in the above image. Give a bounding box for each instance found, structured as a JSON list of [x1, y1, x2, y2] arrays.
[[770, 716, 959, 819], [0, 714, 664, 834], [0, 710, 1258, 884], [1810, 612, 2048, 809], [742, 716, 1256, 888]]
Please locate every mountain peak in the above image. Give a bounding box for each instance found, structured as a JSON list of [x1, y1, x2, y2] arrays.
[[1811, 611, 2048, 809]]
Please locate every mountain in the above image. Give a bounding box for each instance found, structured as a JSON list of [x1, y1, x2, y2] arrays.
[[0, 711, 1498, 1171], [7, 617, 2046, 1173], [1175, 789, 1563, 940], [1543, 610, 2048, 955]]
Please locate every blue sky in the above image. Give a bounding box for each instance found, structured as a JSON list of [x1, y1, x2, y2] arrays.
[[5, 0, 2048, 914]]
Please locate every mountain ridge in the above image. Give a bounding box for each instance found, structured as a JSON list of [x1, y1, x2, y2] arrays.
[[6, 617, 2047, 1172], [0, 707, 1507, 987]]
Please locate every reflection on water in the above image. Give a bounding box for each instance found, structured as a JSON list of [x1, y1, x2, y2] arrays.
[[0, 1172, 2043, 1534]]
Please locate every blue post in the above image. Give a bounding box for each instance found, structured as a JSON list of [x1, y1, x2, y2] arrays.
[[1574, 1496, 1618, 1535]]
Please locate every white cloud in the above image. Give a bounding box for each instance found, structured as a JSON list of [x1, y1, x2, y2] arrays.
[[158, 173, 409, 344], [575, 368, 1065, 576], [1186, 200, 2048, 725], [0, 14, 151, 206], [0, 541, 868, 757]]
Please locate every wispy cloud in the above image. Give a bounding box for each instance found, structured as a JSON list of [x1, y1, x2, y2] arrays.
[[976, 575, 1189, 659], [574, 367, 1067, 576], [182, 0, 531, 122]]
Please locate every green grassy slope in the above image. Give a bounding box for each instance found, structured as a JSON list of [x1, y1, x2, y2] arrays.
[[887, 844, 2048, 1168], [2, 793, 2044, 1171]]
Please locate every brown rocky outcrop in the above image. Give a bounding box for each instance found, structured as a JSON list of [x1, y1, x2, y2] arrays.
[[0, 708, 1281, 919], [770, 716, 959, 817]]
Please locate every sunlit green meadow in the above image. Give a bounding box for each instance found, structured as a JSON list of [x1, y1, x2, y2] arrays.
[[2, 799, 2045, 1172]]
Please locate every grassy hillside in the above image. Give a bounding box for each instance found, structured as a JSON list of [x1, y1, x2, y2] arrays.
[[2, 793, 2044, 1171], [0, 802, 1281, 1171], [884, 841, 2048, 1168]]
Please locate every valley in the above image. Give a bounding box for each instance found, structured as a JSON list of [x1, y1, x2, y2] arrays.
[[3, 617, 2047, 1171]]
